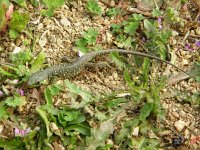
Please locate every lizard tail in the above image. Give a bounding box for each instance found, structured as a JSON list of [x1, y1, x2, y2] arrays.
[[92, 49, 192, 77]]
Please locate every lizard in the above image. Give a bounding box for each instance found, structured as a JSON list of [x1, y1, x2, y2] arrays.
[[27, 49, 192, 85]]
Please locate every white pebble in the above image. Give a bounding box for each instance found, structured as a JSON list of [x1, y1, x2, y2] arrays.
[[174, 120, 186, 132]]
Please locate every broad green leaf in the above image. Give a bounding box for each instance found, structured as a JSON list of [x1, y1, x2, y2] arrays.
[[5, 96, 26, 107], [58, 110, 85, 127], [114, 127, 130, 144], [44, 88, 53, 105], [105, 98, 125, 108], [48, 84, 63, 96], [132, 14, 144, 21], [124, 117, 140, 128], [110, 52, 125, 70], [143, 19, 155, 36], [139, 103, 154, 122], [152, 8, 162, 17], [0, 102, 8, 119], [36, 106, 52, 138], [65, 124, 91, 136], [31, 51, 46, 73], [87, 119, 114, 150], [130, 137, 146, 149], [64, 80, 93, 107]]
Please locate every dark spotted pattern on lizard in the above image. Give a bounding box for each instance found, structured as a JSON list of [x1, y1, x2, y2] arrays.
[[27, 49, 192, 85]]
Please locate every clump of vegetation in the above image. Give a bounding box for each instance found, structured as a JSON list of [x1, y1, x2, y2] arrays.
[[86, 0, 102, 15]]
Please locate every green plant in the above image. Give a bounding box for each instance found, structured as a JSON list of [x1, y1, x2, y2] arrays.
[[106, 7, 121, 17], [75, 28, 99, 52], [41, 0, 64, 17], [0, 49, 46, 83], [143, 19, 171, 59], [8, 11, 30, 38], [86, 0, 102, 15]]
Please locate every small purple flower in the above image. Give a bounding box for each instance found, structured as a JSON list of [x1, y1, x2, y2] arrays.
[[13, 79, 18, 84], [14, 128, 30, 136], [19, 89, 24, 96], [157, 17, 163, 30], [158, 17, 162, 23], [185, 44, 194, 51], [14, 128, 20, 134], [195, 41, 200, 47], [142, 37, 146, 42], [0, 91, 3, 96]]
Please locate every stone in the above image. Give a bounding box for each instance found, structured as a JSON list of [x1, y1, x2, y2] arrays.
[[60, 18, 71, 26], [174, 120, 186, 132]]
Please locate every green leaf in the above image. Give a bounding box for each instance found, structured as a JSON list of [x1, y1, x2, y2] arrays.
[[42, 0, 64, 9], [82, 28, 98, 45], [124, 22, 139, 35], [75, 38, 89, 53], [0, 102, 8, 119], [105, 98, 125, 108], [0, 138, 25, 149], [141, 58, 150, 84], [5, 96, 26, 107], [114, 127, 130, 144], [110, 24, 122, 34], [152, 8, 162, 17], [44, 88, 53, 105], [42, 0, 64, 17], [44, 84, 63, 105], [30, 51, 46, 73], [139, 103, 154, 122], [0, 0, 9, 6], [58, 110, 85, 127], [143, 19, 156, 35], [106, 8, 121, 17], [36, 106, 52, 138], [9, 11, 30, 32], [132, 14, 144, 21], [64, 80, 93, 108], [0, 67, 17, 77], [124, 117, 140, 128], [87, 119, 114, 149], [12, 0, 26, 7], [10, 49, 33, 64], [0, 4, 7, 32], [130, 137, 146, 149], [65, 124, 91, 136], [86, 0, 102, 15], [9, 29, 19, 39]]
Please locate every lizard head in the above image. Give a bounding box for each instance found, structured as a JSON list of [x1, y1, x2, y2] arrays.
[[27, 71, 48, 85]]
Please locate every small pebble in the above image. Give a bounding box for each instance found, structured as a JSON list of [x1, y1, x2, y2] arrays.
[[132, 126, 139, 136], [174, 120, 186, 132], [172, 111, 180, 118], [60, 18, 71, 26]]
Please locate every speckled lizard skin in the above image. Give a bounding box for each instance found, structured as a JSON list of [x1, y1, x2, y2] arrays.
[[27, 49, 191, 85]]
